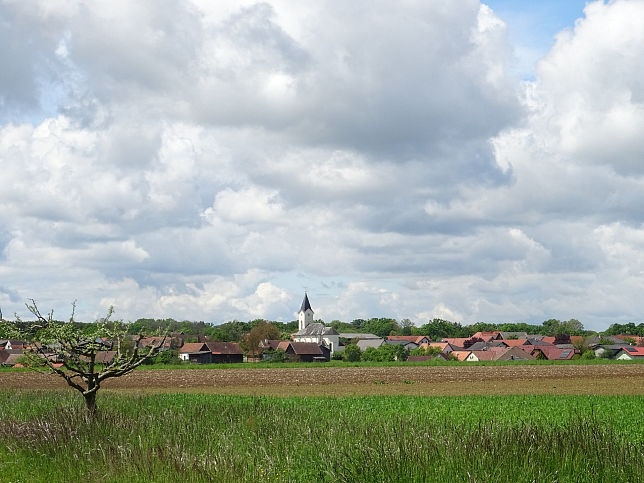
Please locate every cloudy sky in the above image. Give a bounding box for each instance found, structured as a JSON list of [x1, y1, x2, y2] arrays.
[[1, 0, 644, 330]]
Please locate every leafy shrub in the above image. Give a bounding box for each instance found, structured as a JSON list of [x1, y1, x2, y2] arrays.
[[580, 350, 596, 360], [343, 344, 361, 362], [153, 350, 181, 365]]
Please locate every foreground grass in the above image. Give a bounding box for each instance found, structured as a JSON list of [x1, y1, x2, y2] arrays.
[[0, 392, 642, 482]]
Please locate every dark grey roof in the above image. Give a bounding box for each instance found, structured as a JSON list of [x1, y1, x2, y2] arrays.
[[587, 335, 627, 346], [499, 332, 528, 340], [467, 341, 491, 351], [300, 293, 313, 313], [385, 340, 418, 349], [527, 338, 553, 346], [294, 323, 338, 336]]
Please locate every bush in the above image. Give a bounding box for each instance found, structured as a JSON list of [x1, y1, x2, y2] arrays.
[[580, 350, 596, 360], [268, 349, 290, 363], [154, 350, 181, 365], [343, 344, 362, 362]]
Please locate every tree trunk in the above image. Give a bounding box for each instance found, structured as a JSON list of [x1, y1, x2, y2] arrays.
[[84, 391, 97, 416]]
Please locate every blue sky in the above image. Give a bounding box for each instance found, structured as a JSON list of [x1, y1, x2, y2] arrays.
[[1, 1, 643, 331], [486, 0, 591, 79]]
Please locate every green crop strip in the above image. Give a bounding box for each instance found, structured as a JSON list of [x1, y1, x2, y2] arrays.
[[0, 392, 642, 482]]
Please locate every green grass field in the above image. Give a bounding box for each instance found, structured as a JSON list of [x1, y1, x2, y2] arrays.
[[0, 391, 642, 482]]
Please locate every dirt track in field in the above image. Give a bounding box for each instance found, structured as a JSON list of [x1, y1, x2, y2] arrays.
[[1, 364, 644, 396]]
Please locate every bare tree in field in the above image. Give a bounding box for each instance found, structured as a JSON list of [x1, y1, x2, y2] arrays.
[[0, 300, 165, 416]]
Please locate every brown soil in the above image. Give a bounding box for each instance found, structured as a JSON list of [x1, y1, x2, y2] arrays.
[[1, 364, 644, 396]]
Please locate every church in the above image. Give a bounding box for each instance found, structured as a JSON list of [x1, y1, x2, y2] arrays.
[[291, 293, 340, 355]]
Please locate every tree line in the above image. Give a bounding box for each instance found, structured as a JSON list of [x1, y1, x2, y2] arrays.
[[115, 316, 644, 341]]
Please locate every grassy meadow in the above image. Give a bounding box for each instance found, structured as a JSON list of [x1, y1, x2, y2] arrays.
[[0, 391, 642, 482]]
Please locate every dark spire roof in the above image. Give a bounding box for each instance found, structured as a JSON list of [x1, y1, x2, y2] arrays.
[[300, 293, 313, 313]]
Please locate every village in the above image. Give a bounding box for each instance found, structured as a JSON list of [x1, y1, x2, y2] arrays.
[[2, 294, 644, 367]]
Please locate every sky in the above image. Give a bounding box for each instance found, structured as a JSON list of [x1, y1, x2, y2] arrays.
[[1, 0, 644, 331]]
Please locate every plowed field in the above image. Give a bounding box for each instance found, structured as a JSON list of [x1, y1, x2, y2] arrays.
[[2, 364, 644, 396]]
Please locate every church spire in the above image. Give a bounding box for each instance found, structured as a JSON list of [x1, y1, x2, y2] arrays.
[[300, 292, 312, 313], [298, 292, 314, 331]]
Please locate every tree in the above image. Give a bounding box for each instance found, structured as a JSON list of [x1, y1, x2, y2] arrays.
[[572, 336, 592, 355], [243, 321, 280, 357], [343, 344, 362, 362], [1, 300, 165, 416], [399, 318, 414, 336], [394, 344, 409, 361], [554, 333, 572, 345], [363, 318, 399, 338], [463, 337, 484, 349]]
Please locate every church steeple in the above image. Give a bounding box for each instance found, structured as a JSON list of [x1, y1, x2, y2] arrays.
[[298, 292, 314, 331]]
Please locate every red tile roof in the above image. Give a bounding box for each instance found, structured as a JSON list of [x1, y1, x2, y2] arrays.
[[442, 338, 470, 347], [277, 341, 291, 352], [503, 339, 529, 347], [451, 350, 471, 361], [179, 342, 209, 353], [532, 347, 575, 360], [471, 332, 498, 342], [407, 356, 432, 362], [621, 347, 644, 356], [468, 350, 497, 361], [419, 342, 449, 352], [614, 335, 644, 345]]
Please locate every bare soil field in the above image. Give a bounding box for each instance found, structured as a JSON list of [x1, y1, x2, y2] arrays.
[[1, 364, 644, 396]]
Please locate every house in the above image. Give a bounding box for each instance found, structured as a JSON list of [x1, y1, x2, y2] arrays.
[[496, 347, 536, 361], [356, 338, 384, 351], [612, 334, 644, 346], [338, 333, 381, 341], [0, 340, 26, 350], [471, 331, 500, 341], [594, 344, 628, 358], [496, 332, 529, 340], [291, 293, 340, 354], [384, 339, 419, 351], [178, 343, 212, 363], [407, 356, 432, 362], [80, 351, 117, 364], [207, 342, 244, 363], [441, 338, 471, 348], [465, 350, 498, 362], [260, 339, 284, 351], [418, 342, 454, 354], [138, 336, 173, 351], [0, 349, 24, 365], [615, 346, 644, 360], [278, 341, 326, 362], [450, 350, 472, 362], [531, 347, 575, 360], [178, 342, 243, 363], [386, 335, 431, 345]]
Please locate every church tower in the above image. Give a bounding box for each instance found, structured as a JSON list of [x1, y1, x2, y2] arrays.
[[298, 292, 314, 331]]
